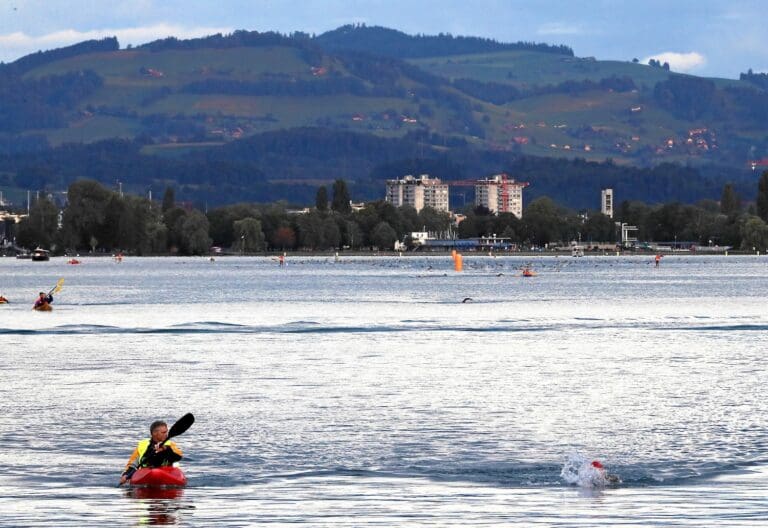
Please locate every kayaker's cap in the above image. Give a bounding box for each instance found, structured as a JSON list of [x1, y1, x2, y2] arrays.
[[591, 460, 604, 469]]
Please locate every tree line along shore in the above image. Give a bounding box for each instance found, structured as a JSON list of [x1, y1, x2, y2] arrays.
[[7, 172, 768, 256]]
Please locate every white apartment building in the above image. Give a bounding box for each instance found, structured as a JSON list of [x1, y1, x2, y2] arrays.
[[474, 174, 527, 218], [385, 174, 449, 213], [601, 188, 614, 218]]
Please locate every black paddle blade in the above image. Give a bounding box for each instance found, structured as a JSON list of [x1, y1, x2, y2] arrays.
[[167, 413, 195, 440]]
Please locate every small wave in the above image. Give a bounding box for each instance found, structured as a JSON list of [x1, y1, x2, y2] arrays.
[[168, 321, 248, 329], [671, 324, 768, 332], [2, 319, 764, 337]]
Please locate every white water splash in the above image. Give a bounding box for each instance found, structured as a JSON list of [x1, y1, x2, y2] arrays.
[[561, 453, 615, 487]]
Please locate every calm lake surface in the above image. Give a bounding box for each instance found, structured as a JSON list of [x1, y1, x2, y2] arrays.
[[1, 254, 766, 526]]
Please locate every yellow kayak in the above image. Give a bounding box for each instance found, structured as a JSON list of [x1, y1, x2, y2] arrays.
[[33, 303, 52, 311]]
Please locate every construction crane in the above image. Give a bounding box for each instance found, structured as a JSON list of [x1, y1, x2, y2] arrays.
[[448, 173, 530, 214]]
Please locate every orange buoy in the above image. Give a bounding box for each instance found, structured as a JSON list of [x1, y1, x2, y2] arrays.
[[454, 253, 463, 272]]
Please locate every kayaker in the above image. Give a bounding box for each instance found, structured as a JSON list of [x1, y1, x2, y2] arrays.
[[120, 420, 183, 485], [33, 291, 53, 309]]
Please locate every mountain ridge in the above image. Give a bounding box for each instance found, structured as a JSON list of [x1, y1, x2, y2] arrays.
[[0, 25, 765, 209]]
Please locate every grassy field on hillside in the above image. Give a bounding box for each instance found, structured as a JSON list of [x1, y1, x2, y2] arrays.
[[27, 115, 140, 146], [410, 51, 674, 87], [24, 47, 315, 83], [411, 50, 746, 90]]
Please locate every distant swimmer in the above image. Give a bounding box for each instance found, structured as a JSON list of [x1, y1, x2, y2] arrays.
[[561, 454, 620, 487], [461, 297, 473, 303], [591, 460, 621, 485]]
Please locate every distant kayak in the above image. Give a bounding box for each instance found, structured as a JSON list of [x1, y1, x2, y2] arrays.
[[129, 466, 186, 487], [33, 303, 52, 311]]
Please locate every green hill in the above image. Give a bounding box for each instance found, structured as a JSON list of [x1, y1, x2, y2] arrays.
[[0, 26, 766, 208]]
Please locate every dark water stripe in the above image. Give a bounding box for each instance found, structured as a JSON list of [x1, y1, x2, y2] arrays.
[[666, 324, 768, 331], [0, 325, 551, 336], [1, 322, 766, 336]]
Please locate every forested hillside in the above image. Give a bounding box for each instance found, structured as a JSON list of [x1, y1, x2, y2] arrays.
[[0, 25, 765, 209]]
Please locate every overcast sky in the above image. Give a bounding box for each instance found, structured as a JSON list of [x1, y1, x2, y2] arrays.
[[1, 0, 766, 79]]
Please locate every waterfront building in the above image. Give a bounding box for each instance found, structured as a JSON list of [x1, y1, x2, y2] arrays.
[[601, 188, 614, 218], [385, 175, 449, 213], [474, 174, 528, 218]]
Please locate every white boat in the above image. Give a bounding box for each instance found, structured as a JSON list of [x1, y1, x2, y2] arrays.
[[31, 248, 50, 261]]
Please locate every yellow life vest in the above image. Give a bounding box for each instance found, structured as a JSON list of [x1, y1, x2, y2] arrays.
[[136, 438, 180, 467], [136, 439, 151, 463]]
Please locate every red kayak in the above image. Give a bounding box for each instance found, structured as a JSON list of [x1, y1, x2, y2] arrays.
[[130, 466, 186, 487]]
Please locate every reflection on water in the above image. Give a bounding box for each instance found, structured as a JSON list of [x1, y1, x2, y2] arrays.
[[124, 488, 187, 526]]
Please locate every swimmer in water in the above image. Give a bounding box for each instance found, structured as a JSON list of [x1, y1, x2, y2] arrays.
[[591, 460, 621, 484]]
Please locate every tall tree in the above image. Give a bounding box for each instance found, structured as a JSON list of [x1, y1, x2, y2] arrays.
[[720, 183, 740, 215], [740, 216, 768, 251], [119, 195, 154, 254], [371, 221, 397, 249], [322, 216, 341, 249], [315, 186, 328, 212], [272, 226, 296, 250], [418, 206, 451, 235], [757, 171, 768, 222], [161, 187, 176, 214], [331, 179, 352, 214], [233, 217, 265, 253], [179, 209, 212, 255], [163, 206, 187, 253], [61, 179, 113, 250], [296, 212, 325, 250], [521, 197, 563, 245], [207, 203, 260, 247], [343, 220, 363, 249], [15, 196, 59, 249]]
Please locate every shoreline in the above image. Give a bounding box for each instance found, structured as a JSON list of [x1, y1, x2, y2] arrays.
[[3, 249, 754, 258]]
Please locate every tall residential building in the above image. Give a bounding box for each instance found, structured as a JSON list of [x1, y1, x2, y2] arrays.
[[385, 174, 449, 213], [601, 188, 614, 218], [474, 174, 528, 218]]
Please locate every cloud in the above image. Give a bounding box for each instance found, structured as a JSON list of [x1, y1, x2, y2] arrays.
[[536, 22, 584, 36], [0, 24, 232, 62], [642, 51, 706, 72]]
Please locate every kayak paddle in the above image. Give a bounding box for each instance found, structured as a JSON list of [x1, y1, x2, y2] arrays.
[[48, 278, 64, 296], [165, 412, 195, 443]]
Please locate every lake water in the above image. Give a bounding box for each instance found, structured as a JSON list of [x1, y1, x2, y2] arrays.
[[0, 254, 767, 526]]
